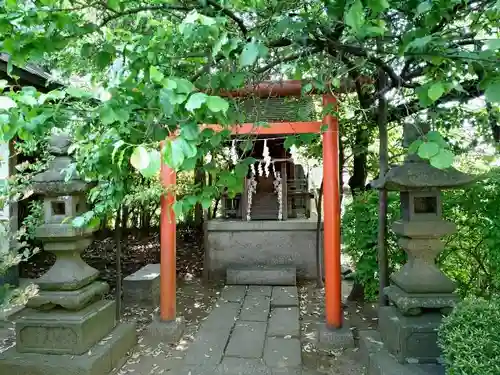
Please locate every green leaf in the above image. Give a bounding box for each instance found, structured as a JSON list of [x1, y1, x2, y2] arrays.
[[111, 140, 125, 164], [180, 123, 200, 141], [149, 66, 164, 83], [428, 82, 445, 102], [416, 1, 432, 15], [284, 136, 297, 149], [345, 0, 365, 36], [172, 78, 194, 94], [107, 0, 120, 12], [99, 105, 118, 125], [213, 34, 228, 57], [302, 83, 313, 94], [239, 42, 259, 67], [201, 198, 212, 210], [485, 39, 500, 50], [430, 149, 454, 169], [159, 89, 174, 116], [369, 0, 389, 14], [182, 157, 197, 170], [172, 201, 183, 218], [185, 196, 198, 206], [95, 51, 113, 70], [170, 138, 186, 169], [185, 92, 208, 112], [426, 131, 448, 148], [226, 72, 247, 88], [130, 146, 150, 171], [206, 96, 229, 114], [17, 94, 37, 106], [234, 163, 249, 178], [88, 216, 101, 231], [0, 80, 8, 91], [210, 132, 222, 147], [485, 81, 500, 103], [140, 150, 161, 178], [72, 216, 86, 228], [178, 138, 197, 158], [162, 79, 177, 90], [417, 141, 440, 159], [0, 96, 16, 110], [405, 36, 432, 52], [408, 139, 423, 154], [364, 25, 385, 36], [67, 87, 93, 98]]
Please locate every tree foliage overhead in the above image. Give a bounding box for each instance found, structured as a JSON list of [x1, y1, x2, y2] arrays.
[[0, 0, 499, 224]]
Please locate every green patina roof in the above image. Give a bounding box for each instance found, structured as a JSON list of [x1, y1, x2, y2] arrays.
[[230, 96, 321, 123]]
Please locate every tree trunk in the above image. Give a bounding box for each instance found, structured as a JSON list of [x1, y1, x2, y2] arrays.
[[347, 125, 372, 302], [115, 206, 123, 320], [315, 180, 324, 288], [212, 198, 220, 219], [194, 160, 205, 229], [348, 125, 369, 196], [377, 66, 390, 307]]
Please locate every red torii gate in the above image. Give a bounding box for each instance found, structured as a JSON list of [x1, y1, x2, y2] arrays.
[[159, 81, 343, 329]]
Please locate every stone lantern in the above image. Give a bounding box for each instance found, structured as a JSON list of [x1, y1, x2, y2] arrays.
[[0, 132, 136, 375], [362, 124, 476, 374]]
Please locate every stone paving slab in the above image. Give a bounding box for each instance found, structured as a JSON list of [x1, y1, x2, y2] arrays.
[[217, 357, 271, 375], [264, 337, 302, 368], [226, 321, 267, 358], [240, 294, 270, 322], [271, 287, 299, 307], [226, 268, 296, 286], [267, 307, 300, 337], [201, 301, 241, 331], [183, 325, 233, 366], [271, 367, 303, 375], [221, 285, 247, 303], [179, 365, 217, 375], [247, 285, 272, 297]]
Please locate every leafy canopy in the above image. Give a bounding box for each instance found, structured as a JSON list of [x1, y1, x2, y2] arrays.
[[0, 0, 499, 224]]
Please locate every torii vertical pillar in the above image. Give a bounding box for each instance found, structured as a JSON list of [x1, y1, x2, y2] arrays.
[[318, 95, 353, 348], [322, 95, 342, 329], [147, 144, 184, 343], [160, 160, 177, 321]]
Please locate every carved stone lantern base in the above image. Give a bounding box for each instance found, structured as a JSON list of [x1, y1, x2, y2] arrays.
[[385, 286, 458, 316], [0, 322, 136, 375], [378, 306, 444, 364], [0, 132, 137, 375]]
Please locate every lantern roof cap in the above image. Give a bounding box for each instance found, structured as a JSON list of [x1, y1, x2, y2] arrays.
[[371, 161, 477, 191]]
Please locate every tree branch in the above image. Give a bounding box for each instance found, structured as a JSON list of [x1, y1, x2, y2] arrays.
[[255, 47, 323, 74], [100, 4, 191, 26], [387, 80, 483, 123], [324, 40, 415, 89], [206, 0, 247, 36]]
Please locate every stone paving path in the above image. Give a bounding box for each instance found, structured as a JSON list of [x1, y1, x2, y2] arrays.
[[180, 285, 302, 375]]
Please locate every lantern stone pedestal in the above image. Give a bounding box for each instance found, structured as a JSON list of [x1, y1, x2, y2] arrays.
[[360, 126, 475, 375], [0, 133, 136, 375]]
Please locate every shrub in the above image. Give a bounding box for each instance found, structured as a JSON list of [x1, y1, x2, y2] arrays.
[[439, 168, 500, 298], [341, 190, 405, 301], [342, 168, 500, 301], [438, 297, 500, 375]]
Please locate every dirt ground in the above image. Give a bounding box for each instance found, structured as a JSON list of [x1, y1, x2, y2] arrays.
[[5, 232, 378, 374]]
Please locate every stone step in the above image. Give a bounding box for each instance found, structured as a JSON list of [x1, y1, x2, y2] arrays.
[[123, 263, 160, 305], [226, 267, 296, 286]]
